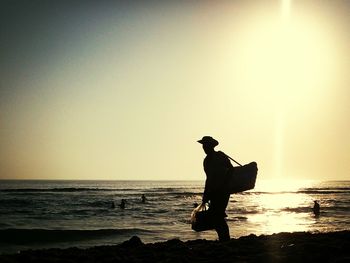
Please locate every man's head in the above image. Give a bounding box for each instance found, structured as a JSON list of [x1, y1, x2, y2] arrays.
[[197, 136, 218, 154]]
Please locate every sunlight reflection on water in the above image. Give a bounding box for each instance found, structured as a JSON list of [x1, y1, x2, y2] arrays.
[[254, 179, 315, 193], [228, 179, 323, 236]]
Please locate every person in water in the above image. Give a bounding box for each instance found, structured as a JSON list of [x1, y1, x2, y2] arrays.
[[119, 199, 126, 209], [141, 194, 146, 203], [198, 136, 232, 241], [313, 200, 320, 216]]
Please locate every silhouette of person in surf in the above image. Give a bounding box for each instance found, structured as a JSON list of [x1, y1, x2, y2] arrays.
[[313, 200, 320, 216], [111, 201, 115, 209], [119, 199, 126, 209], [198, 136, 232, 241], [141, 194, 146, 203]]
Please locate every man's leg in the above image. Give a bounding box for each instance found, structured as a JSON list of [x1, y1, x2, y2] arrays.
[[210, 194, 231, 241], [215, 218, 230, 241]]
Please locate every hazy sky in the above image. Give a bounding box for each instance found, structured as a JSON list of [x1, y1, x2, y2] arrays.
[[1, 0, 349, 181]]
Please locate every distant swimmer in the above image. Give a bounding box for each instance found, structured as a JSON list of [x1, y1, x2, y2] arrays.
[[313, 200, 320, 216], [141, 194, 146, 203], [119, 199, 126, 209]]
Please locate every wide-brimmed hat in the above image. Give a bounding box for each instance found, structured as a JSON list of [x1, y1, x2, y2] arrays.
[[197, 136, 219, 147]]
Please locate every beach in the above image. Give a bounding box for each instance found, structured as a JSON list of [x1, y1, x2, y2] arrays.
[[1, 231, 349, 263]]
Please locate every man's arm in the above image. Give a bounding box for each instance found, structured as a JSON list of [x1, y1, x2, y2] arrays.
[[202, 178, 209, 204]]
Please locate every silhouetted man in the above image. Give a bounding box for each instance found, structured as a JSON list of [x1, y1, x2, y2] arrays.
[[198, 136, 232, 241]]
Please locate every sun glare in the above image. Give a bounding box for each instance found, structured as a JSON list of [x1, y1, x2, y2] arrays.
[[229, 0, 336, 179]]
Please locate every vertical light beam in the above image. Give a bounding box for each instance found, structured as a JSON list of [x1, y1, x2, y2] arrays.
[[273, 0, 292, 178], [281, 0, 291, 21]]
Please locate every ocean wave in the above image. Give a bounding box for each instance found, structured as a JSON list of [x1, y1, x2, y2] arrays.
[[0, 188, 203, 195], [0, 198, 34, 206], [0, 188, 121, 193], [228, 216, 248, 222], [231, 208, 260, 214], [245, 189, 350, 195], [303, 187, 350, 191], [298, 190, 350, 194], [282, 207, 313, 213], [0, 228, 153, 244]]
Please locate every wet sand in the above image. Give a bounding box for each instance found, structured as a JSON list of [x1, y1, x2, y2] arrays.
[[1, 231, 349, 262]]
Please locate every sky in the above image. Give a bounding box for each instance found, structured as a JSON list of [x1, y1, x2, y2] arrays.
[[0, 0, 349, 181]]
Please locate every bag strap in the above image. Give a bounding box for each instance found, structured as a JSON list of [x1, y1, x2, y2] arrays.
[[225, 153, 243, 167]]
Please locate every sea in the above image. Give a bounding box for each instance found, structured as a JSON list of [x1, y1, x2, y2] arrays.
[[0, 179, 349, 254]]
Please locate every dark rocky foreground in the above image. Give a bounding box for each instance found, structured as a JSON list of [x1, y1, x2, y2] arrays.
[[1, 231, 349, 263]]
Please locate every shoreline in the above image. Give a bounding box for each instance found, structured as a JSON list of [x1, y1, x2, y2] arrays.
[[1, 230, 349, 262]]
